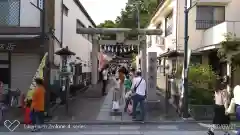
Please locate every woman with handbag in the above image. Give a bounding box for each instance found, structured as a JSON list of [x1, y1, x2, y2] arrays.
[[233, 85, 240, 120], [208, 82, 230, 135], [226, 85, 240, 134]]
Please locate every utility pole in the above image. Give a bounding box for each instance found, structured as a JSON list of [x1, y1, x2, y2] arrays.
[[183, 0, 189, 119], [135, 2, 141, 68], [182, 0, 197, 119]]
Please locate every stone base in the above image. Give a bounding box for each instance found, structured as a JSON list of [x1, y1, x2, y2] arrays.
[[110, 111, 122, 116], [145, 100, 161, 111]]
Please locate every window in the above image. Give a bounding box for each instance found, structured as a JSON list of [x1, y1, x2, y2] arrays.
[[38, 0, 43, 9], [196, 6, 225, 29], [0, 0, 20, 26], [191, 55, 202, 65], [148, 36, 152, 47], [165, 12, 173, 36], [62, 4, 69, 16], [88, 26, 92, 43], [76, 19, 86, 37]]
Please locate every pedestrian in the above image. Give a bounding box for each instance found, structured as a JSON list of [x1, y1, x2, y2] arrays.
[[112, 71, 120, 111], [129, 68, 136, 82], [124, 75, 132, 112], [31, 78, 45, 132], [208, 81, 230, 135], [102, 65, 108, 96], [170, 74, 180, 114], [131, 71, 146, 121], [233, 85, 240, 120], [118, 68, 126, 105], [226, 85, 240, 135]]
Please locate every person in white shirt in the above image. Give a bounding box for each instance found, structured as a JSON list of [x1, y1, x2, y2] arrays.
[[102, 66, 108, 96], [233, 85, 240, 120], [131, 71, 146, 121]]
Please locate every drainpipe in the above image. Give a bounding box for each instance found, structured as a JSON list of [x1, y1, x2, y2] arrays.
[[60, 0, 63, 47], [175, 0, 179, 71], [175, 0, 178, 51]]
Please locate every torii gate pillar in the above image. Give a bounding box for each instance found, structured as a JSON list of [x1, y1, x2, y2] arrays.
[[91, 34, 99, 85]]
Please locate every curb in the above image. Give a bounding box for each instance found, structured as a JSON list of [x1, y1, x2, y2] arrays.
[[45, 120, 212, 125]]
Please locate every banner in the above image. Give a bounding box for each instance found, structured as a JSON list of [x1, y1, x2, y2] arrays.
[[26, 53, 47, 100]]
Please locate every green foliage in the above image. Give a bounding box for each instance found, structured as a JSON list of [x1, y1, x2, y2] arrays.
[[218, 32, 240, 67], [175, 64, 217, 105], [188, 87, 214, 105], [97, 0, 158, 29], [188, 64, 218, 90], [97, 20, 117, 40], [188, 64, 218, 105]]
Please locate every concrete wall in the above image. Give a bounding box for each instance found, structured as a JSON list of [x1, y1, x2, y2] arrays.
[[20, 0, 41, 27]]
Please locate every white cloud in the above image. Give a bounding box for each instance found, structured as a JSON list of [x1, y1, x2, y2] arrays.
[[79, 0, 128, 25]]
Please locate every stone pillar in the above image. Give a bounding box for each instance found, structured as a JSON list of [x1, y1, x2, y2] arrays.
[[147, 52, 158, 101], [91, 34, 98, 85], [140, 35, 147, 81]]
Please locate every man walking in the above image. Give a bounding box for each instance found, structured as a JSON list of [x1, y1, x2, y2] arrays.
[[131, 71, 146, 121], [102, 65, 108, 96]]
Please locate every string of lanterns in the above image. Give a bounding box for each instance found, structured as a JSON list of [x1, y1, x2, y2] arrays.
[[100, 44, 138, 53]]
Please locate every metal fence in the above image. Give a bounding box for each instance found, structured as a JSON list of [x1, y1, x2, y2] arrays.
[[0, 0, 20, 26]]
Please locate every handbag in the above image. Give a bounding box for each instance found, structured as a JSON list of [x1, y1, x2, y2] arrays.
[[227, 98, 235, 114], [112, 101, 120, 110], [127, 100, 133, 115]]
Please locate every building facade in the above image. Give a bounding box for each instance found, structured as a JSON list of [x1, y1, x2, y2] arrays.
[[0, 0, 43, 94], [53, 0, 96, 87], [0, 0, 96, 95], [147, 0, 240, 89]]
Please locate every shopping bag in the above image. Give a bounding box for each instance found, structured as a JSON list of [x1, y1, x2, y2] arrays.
[[227, 98, 235, 114], [112, 101, 120, 110], [24, 107, 32, 124], [127, 101, 133, 115]]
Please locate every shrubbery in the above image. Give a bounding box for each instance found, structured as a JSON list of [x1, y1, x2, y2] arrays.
[[176, 64, 218, 105]]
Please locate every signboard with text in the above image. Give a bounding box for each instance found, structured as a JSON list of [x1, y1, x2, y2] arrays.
[[147, 52, 158, 100]]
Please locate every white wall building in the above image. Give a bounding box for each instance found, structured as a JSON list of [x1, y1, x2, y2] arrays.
[[147, 0, 240, 89], [54, 0, 96, 73]]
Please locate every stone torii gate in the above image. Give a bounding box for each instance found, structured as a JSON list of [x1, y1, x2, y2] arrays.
[[77, 28, 162, 101]]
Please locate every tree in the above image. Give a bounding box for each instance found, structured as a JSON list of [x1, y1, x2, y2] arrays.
[[98, 0, 158, 29], [218, 32, 240, 68], [97, 20, 117, 40], [97, 20, 117, 28]]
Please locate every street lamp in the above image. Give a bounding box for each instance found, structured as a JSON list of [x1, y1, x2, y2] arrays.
[[183, 0, 197, 119], [55, 46, 75, 114]]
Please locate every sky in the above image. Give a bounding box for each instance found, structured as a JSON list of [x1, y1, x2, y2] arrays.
[[79, 0, 128, 25]]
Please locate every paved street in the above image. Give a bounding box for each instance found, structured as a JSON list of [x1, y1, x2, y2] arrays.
[[49, 77, 179, 122], [0, 122, 233, 134]]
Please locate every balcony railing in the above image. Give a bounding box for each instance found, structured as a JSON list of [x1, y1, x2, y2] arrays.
[[0, 0, 20, 26], [196, 20, 224, 29]]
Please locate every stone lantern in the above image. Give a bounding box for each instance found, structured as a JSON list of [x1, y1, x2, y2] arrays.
[[55, 46, 75, 114]]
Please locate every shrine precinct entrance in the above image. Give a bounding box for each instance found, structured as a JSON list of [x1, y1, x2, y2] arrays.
[[77, 28, 162, 103]]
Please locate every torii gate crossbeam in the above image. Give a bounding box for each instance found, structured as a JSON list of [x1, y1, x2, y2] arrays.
[[77, 28, 162, 35]]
